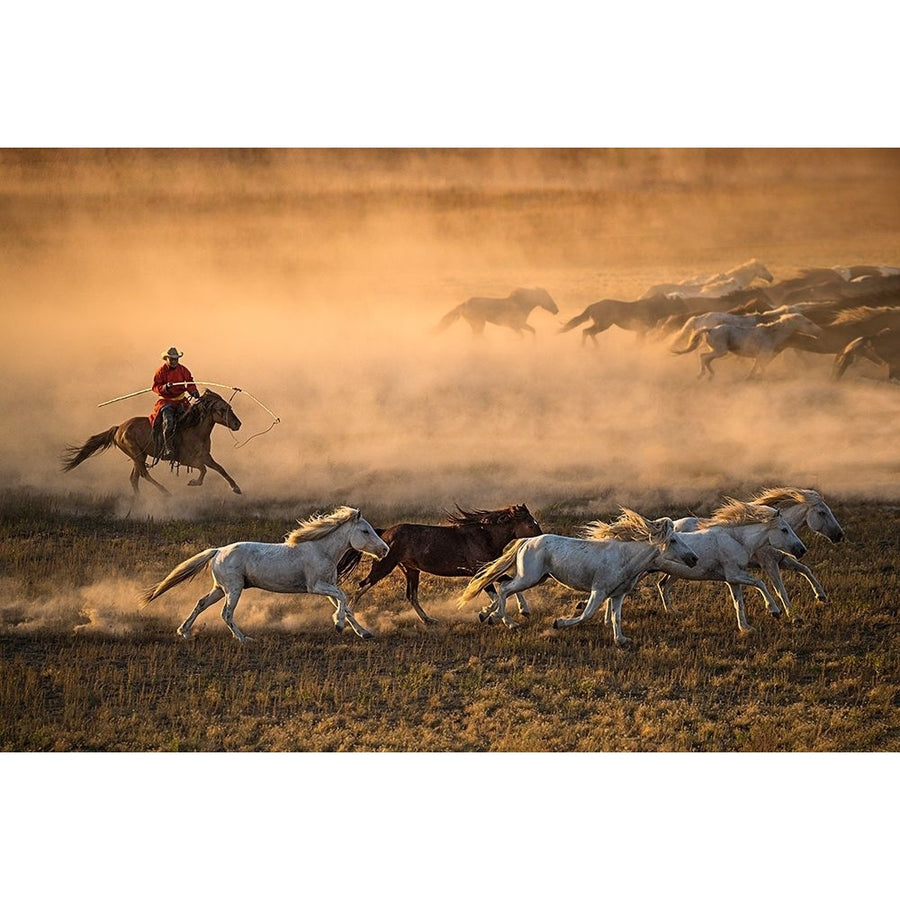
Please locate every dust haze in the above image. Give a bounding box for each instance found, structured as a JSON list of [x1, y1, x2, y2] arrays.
[[6, 148, 900, 520]]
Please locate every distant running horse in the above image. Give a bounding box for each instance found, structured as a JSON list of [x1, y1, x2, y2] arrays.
[[639, 259, 774, 300], [559, 294, 686, 345], [435, 287, 558, 336], [61, 389, 243, 495]]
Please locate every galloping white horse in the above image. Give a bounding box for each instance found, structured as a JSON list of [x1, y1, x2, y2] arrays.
[[646, 500, 807, 632], [670, 489, 844, 620], [142, 507, 389, 641], [639, 259, 774, 300], [672, 312, 823, 378], [457, 509, 699, 646], [435, 287, 559, 336]]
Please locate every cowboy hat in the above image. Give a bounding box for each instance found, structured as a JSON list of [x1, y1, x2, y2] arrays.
[[162, 347, 184, 359]]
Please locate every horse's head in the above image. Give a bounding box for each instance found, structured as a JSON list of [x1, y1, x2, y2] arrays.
[[349, 511, 389, 559], [654, 518, 699, 568], [752, 260, 775, 283], [807, 500, 845, 543], [201, 390, 242, 431], [510, 503, 542, 538], [535, 288, 559, 315], [767, 512, 807, 558]]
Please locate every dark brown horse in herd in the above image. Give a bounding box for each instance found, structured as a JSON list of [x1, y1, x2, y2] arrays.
[[61, 389, 243, 495], [340, 504, 542, 624]]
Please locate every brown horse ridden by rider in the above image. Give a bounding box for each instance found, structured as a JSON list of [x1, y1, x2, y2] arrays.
[[61, 389, 243, 495]]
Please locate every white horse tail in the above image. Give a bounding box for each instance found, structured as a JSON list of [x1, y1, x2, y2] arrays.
[[141, 547, 219, 607], [457, 539, 525, 608], [434, 304, 464, 332], [558, 307, 592, 333], [670, 327, 708, 355]]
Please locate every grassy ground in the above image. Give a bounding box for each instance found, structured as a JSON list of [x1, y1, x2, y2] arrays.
[[1, 490, 897, 751]]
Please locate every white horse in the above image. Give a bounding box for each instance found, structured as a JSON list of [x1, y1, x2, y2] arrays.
[[732, 488, 843, 618], [667, 305, 793, 352], [434, 287, 559, 336], [672, 312, 823, 378], [142, 506, 389, 641], [640, 259, 774, 300], [645, 500, 807, 632], [457, 509, 699, 646]]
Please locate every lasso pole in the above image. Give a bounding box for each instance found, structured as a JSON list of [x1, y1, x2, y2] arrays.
[[97, 381, 281, 423]]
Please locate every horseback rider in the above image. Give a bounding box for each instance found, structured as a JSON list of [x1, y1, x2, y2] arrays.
[[150, 347, 200, 458]]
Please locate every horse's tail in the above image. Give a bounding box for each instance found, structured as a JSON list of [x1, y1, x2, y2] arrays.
[[670, 328, 708, 355], [141, 547, 218, 607], [558, 307, 593, 333], [434, 304, 463, 333], [60, 426, 118, 471], [456, 539, 525, 609], [336, 528, 386, 582]]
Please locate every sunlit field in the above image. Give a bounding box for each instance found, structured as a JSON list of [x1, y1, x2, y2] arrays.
[[3, 149, 899, 751]]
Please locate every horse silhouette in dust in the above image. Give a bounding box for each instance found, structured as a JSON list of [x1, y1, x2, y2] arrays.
[[61, 389, 243, 495], [435, 287, 558, 336]]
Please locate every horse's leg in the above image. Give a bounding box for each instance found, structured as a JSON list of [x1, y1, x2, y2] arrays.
[[311, 580, 372, 639], [199, 457, 242, 494], [725, 583, 754, 633], [552, 586, 607, 630], [221, 585, 253, 643], [605, 592, 632, 647], [401, 566, 438, 625], [478, 583, 501, 622], [777, 553, 829, 604], [133, 455, 170, 495], [753, 548, 796, 619], [656, 573, 676, 612], [354, 552, 398, 603], [177, 585, 225, 639]]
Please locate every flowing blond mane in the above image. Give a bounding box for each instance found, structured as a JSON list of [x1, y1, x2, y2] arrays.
[[285, 506, 359, 545], [582, 508, 665, 543], [750, 487, 822, 508], [830, 305, 898, 326], [700, 498, 778, 528]]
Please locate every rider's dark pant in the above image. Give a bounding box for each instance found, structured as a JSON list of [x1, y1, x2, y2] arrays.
[[159, 405, 177, 454]]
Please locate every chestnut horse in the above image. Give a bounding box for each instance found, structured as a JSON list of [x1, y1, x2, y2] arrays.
[[342, 504, 543, 624], [61, 389, 242, 495]]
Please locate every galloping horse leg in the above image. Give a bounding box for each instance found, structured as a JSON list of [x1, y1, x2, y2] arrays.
[[771, 550, 828, 605], [133, 457, 170, 495], [221, 585, 253, 643], [655, 573, 676, 612], [401, 566, 439, 625], [190, 457, 242, 494], [605, 592, 632, 647], [353, 552, 399, 604], [726, 584, 754, 633], [177, 585, 225, 639], [312, 581, 372, 639], [552, 586, 607, 630]]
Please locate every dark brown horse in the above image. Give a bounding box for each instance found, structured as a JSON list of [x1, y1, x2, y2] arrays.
[[342, 504, 542, 624], [61, 389, 242, 495], [833, 327, 900, 382]]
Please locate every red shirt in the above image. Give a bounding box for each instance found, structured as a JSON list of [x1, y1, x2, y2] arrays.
[[149, 363, 199, 424]]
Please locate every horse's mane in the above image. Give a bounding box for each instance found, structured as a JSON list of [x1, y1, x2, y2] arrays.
[[285, 506, 359, 544], [178, 390, 224, 428], [443, 505, 521, 527], [582, 508, 665, 543], [699, 498, 777, 528], [829, 305, 900, 326], [750, 487, 822, 508]]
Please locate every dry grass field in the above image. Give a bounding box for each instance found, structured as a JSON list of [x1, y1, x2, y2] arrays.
[[2, 489, 896, 752]]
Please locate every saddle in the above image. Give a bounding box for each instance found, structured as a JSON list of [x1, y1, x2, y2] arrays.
[[150, 406, 190, 462]]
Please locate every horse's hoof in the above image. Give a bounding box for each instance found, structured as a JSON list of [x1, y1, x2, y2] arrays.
[[520, 610, 531, 618], [360, 631, 373, 640], [478, 611, 489, 623], [791, 617, 806, 627], [188, 480, 201, 487], [232, 487, 242, 494], [615, 637, 633, 648], [769, 609, 782, 619], [552, 619, 561, 629], [739, 626, 757, 636], [334, 623, 345, 633], [176, 628, 190, 640], [816, 596, 829, 605]]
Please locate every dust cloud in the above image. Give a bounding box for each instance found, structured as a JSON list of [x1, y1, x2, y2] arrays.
[[5, 148, 900, 522]]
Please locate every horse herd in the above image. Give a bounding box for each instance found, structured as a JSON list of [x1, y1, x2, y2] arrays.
[[142, 487, 844, 648], [436, 260, 900, 382]]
